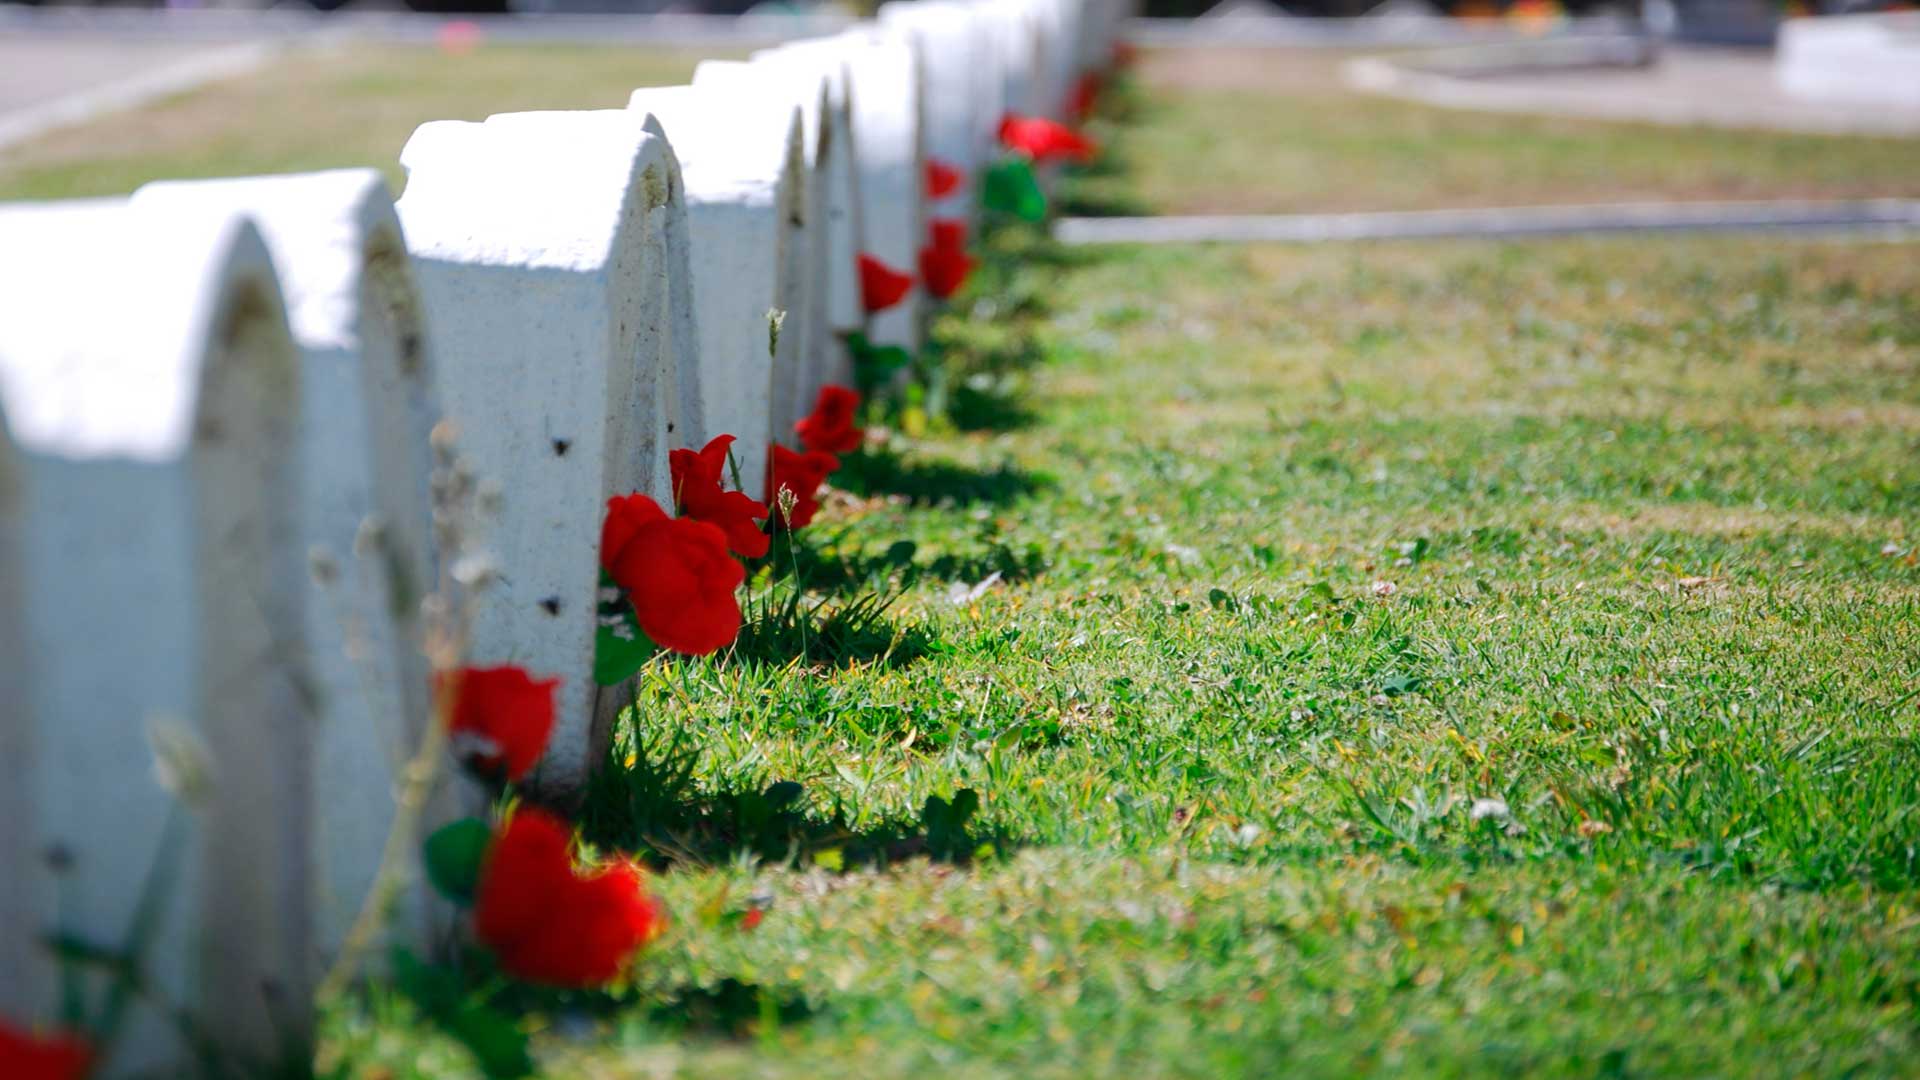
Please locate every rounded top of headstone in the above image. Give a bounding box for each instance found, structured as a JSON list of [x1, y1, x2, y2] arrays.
[[0, 199, 292, 463], [694, 59, 837, 166], [132, 169, 406, 354], [627, 86, 804, 202], [396, 110, 676, 274]]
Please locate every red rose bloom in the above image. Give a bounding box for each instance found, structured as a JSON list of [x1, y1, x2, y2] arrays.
[[924, 158, 962, 199], [669, 434, 769, 559], [857, 253, 913, 313], [1069, 73, 1102, 124], [929, 219, 968, 251], [766, 444, 841, 531], [0, 1022, 91, 1080], [604, 494, 744, 655], [600, 492, 659, 572], [440, 665, 558, 782], [474, 808, 666, 988], [998, 113, 1097, 164], [794, 385, 864, 455], [920, 218, 976, 301]]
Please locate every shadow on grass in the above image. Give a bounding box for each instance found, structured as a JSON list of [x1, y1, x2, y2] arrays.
[[724, 585, 936, 670], [1055, 175, 1154, 218], [650, 979, 815, 1040], [581, 728, 1017, 873], [833, 445, 1048, 508], [772, 528, 1047, 598], [950, 381, 1038, 432]]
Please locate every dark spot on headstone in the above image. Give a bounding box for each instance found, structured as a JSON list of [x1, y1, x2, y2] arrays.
[[667, 422, 675, 433], [44, 844, 74, 873], [552, 438, 571, 456], [539, 596, 562, 616]]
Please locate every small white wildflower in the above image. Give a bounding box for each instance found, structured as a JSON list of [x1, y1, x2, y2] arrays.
[[1470, 797, 1510, 822], [1371, 580, 1398, 598]]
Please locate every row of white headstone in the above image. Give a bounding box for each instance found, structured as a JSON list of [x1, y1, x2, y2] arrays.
[[0, 0, 1126, 1071]]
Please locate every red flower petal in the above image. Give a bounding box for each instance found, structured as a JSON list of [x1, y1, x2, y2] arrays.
[[920, 243, 977, 300], [857, 253, 913, 313], [925, 158, 962, 199], [794, 385, 865, 456], [0, 1022, 92, 1080], [474, 809, 666, 988], [600, 493, 670, 572], [998, 113, 1098, 164], [928, 218, 969, 252], [440, 665, 559, 782], [1069, 73, 1102, 124], [611, 516, 745, 656], [766, 444, 841, 531], [671, 434, 768, 559]]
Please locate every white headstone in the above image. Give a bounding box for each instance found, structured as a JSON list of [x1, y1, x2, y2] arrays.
[[741, 46, 870, 397], [131, 169, 448, 954], [974, 0, 1047, 124], [0, 199, 310, 1070], [879, 2, 1001, 224], [0, 403, 30, 1028], [628, 87, 808, 496], [780, 30, 928, 359], [396, 109, 701, 798], [693, 60, 846, 444]]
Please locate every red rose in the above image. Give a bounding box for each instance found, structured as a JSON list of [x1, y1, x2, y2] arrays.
[[920, 218, 976, 301], [600, 491, 663, 572], [794, 385, 864, 455], [924, 158, 962, 199], [474, 809, 666, 988], [604, 494, 744, 655], [669, 434, 769, 560], [929, 219, 968, 251], [1069, 73, 1102, 124], [0, 1022, 91, 1080], [998, 114, 1097, 164], [766, 444, 841, 531], [440, 665, 558, 782], [857, 253, 913, 313]]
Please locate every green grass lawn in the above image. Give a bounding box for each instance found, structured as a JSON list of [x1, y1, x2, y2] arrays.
[[11, 41, 1914, 1077], [331, 223, 1920, 1078], [1073, 48, 1920, 215]]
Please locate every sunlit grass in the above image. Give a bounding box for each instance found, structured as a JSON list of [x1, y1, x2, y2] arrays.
[[0, 44, 733, 200]]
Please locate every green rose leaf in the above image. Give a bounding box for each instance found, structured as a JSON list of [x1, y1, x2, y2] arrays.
[[594, 572, 658, 687], [982, 158, 1048, 223], [846, 332, 915, 399], [422, 817, 492, 906], [393, 948, 535, 1080]]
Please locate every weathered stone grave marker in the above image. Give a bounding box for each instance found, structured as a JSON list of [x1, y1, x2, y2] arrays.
[[628, 88, 808, 496], [0, 199, 311, 1071], [879, 1, 998, 227], [740, 47, 870, 398], [693, 61, 848, 440], [777, 30, 928, 360], [132, 169, 450, 953], [397, 109, 701, 798]]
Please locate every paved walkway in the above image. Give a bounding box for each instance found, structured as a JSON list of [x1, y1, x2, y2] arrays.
[[1057, 198, 1920, 245], [1344, 43, 1920, 137], [0, 36, 278, 152]]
